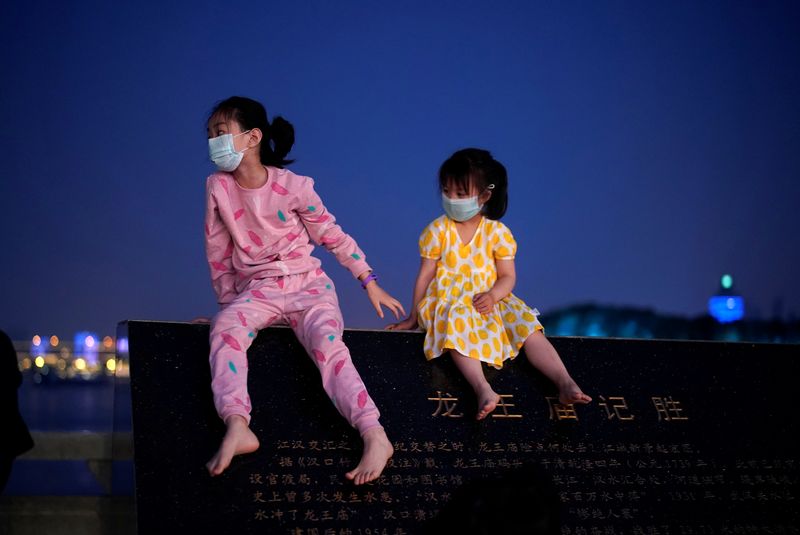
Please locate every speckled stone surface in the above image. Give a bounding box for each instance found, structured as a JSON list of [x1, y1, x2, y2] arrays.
[[116, 320, 799, 534]]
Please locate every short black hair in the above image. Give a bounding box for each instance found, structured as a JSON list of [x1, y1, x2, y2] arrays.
[[438, 148, 509, 220]]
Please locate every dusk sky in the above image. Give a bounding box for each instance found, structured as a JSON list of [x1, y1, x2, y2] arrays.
[[1, 1, 798, 341]]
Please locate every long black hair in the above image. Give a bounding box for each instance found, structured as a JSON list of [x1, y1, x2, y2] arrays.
[[438, 148, 508, 220], [208, 96, 295, 168]]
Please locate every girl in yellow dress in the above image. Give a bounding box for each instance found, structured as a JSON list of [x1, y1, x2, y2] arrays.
[[388, 148, 591, 419]]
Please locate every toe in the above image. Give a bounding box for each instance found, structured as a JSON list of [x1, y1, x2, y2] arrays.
[[206, 458, 219, 476]]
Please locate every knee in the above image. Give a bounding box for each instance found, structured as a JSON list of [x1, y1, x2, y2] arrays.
[[301, 304, 344, 334], [211, 308, 242, 333]]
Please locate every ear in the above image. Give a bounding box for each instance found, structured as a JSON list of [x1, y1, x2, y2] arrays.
[[479, 189, 492, 205], [248, 128, 264, 148]]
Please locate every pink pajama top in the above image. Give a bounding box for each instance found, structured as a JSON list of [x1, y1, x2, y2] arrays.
[[204, 167, 372, 306]]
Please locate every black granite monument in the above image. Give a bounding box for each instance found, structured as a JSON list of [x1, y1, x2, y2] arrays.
[[116, 320, 799, 534]]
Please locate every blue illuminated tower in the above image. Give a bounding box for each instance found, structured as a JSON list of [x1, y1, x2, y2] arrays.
[[708, 274, 745, 323]]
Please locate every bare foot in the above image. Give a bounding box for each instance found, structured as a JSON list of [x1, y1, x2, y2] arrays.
[[476, 387, 500, 420], [206, 415, 260, 476], [345, 427, 394, 486], [558, 379, 592, 405]]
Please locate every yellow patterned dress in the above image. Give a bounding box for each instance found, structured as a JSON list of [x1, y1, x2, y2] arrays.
[[417, 215, 544, 369]]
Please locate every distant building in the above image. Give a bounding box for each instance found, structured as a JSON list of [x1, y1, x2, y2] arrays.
[[707, 274, 745, 324], [544, 303, 799, 343]]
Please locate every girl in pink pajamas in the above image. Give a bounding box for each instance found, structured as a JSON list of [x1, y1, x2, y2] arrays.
[[202, 96, 403, 484]]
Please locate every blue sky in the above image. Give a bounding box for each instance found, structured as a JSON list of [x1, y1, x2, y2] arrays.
[[1, 1, 798, 340]]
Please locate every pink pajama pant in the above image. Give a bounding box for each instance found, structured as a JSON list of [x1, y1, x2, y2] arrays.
[[209, 268, 381, 436]]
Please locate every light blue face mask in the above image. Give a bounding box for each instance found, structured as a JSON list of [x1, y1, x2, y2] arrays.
[[208, 130, 251, 172], [441, 193, 482, 222]]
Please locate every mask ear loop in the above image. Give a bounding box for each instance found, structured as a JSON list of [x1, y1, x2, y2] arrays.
[[234, 129, 254, 153], [479, 184, 495, 214]]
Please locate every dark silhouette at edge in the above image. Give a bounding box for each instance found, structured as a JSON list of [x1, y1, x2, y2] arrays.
[[1, 328, 34, 494]]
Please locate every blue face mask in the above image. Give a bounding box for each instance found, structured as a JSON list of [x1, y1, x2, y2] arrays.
[[208, 130, 251, 172], [442, 193, 482, 222]]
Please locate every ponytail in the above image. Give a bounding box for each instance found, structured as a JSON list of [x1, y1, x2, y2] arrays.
[[261, 116, 295, 168], [482, 158, 508, 220]]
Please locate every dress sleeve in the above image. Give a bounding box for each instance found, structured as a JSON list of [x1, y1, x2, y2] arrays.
[[492, 223, 517, 260], [296, 177, 371, 278], [418, 220, 443, 260], [205, 178, 238, 306]]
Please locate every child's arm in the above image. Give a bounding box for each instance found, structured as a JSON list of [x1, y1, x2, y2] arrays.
[[387, 257, 437, 330], [296, 177, 405, 319], [205, 178, 238, 308], [295, 177, 371, 278], [473, 258, 516, 315], [360, 272, 406, 320]]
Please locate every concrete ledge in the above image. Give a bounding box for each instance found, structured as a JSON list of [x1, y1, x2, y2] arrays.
[[0, 496, 135, 535], [19, 432, 133, 461], [13, 432, 133, 495]]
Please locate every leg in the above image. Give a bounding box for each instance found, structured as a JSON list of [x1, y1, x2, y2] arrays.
[[523, 331, 591, 404], [350, 426, 394, 486], [206, 287, 282, 476], [205, 414, 259, 477], [449, 349, 500, 420], [287, 278, 392, 485]]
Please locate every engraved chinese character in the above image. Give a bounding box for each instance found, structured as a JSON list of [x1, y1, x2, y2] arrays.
[[546, 396, 579, 420], [428, 391, 464, 417], [651, 396, 688, 421], [492, 394, 523, 418], [598, 396, 635, 420]]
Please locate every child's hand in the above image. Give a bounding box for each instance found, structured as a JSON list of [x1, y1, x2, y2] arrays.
[[386, 317, 419, 331], [472, 292, 497, 315], [366, 284, 406, 320]]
